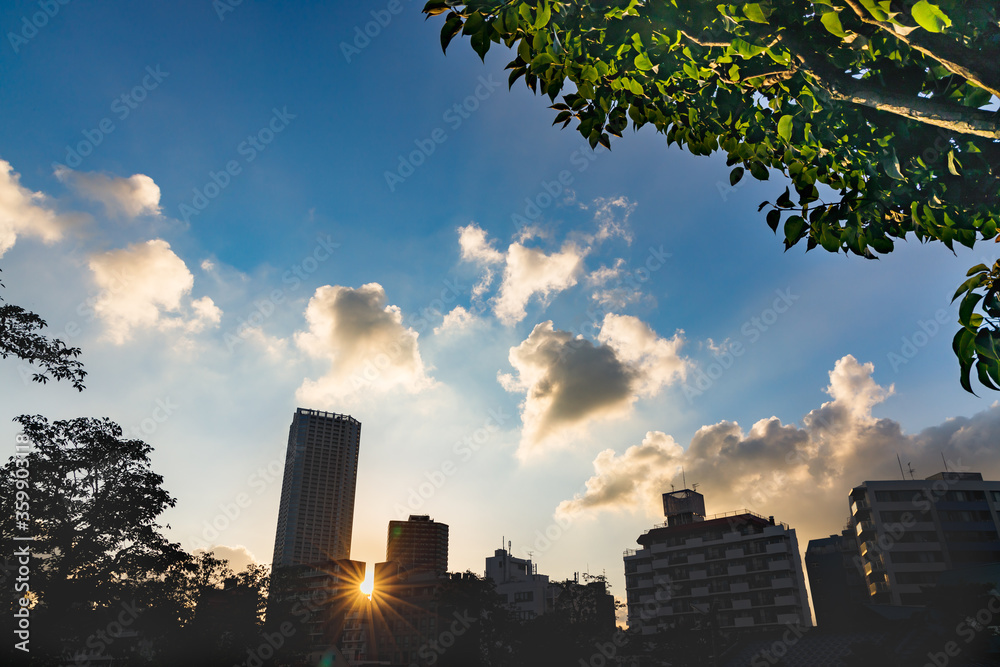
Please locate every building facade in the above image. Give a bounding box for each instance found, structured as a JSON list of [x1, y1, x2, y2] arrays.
[[849, 471, 1000, 606], [272, 408, 361, 568], [485, 548, 557, 619], [624, 489, 811, 635], [804, 528, 870, 628], [387, 515, 449, 575]]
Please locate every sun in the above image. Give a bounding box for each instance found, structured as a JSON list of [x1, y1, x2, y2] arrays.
[[359, 569, 374, 598]]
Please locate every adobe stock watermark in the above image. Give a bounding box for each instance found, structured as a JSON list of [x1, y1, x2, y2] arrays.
[[179, 107, 296, 223], [682, 288, 798, 402], [190, 455, 285, 550], [887, 307, 953, 373], [511, 145, 608, 233], [223, 234, 340, 353], [392, 408, 510, 518], [12, 432, 33, 654], [125, 397, 179, 439], [52, 65, 169, 171], [924, 594, 1000, 667], [7, 0, 71, 54], [340, 0, 413, 63], [71, 599, 142, 667], [414, 611, 477, 666], [384, 75, 502, 192], [750, 621, 811, 666]]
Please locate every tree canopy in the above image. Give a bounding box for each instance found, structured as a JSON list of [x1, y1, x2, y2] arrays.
[[423, 0, 1000, 392], [0, 269, 86, 391]]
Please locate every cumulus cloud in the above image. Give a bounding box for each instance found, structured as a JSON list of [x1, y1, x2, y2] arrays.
[[56, 167, 161, 218], [434, 305, 484, 336], [0, 159, 76, 257], [500, 316, 689, 460], [555, 355, 1000, 548], [196, 545, 258, 573], [89, 239, 221, 344], [295, 283, 433, 404], [493, 242, 588, 326]]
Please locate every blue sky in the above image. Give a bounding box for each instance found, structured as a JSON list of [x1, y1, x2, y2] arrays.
[[2, 0, 998, 617]]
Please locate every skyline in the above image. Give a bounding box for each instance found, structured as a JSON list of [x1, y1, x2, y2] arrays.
[[3, 0, 1000, 619]]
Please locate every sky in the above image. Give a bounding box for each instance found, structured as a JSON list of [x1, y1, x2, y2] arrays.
[[2, 0, 999, 621]]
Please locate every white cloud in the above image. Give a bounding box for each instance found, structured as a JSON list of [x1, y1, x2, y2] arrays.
[[502, 317, 689, 460], [196, 545, 258, 573], [89, 239, 221, 344], [434, 305, 484, 336], [295, 283, 434, 404], [554, 355, 1000, 546], [588, 196, 635, 244], [0, 159, 76, 257], [56, 167, 161, 218], [493, 241, 588, 326]]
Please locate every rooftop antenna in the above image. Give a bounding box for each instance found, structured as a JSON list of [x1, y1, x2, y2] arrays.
[[941, 453, 950, 473], [671, 484, 675, 492], [896, 453, 905, 480], [907, 462, 916, 480], [682, 467, 687, 489], [692, 482, 700, 493]]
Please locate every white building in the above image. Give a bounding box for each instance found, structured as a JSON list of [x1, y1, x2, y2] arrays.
[[624, 489, 811, 635], [485, 548, 556, 619]]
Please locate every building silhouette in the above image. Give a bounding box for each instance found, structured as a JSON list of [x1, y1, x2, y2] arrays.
[[624, 489, 811, 636], [804, 527, 869, 628], [271, 408, 361, 568], [387, 515, 449, 575], [849, 470, 1000, 606]]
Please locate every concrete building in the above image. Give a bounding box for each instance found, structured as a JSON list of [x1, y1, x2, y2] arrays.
[[266, 558, 366, 663], [272, 408, 361, 568], [623, 489, 811, 635], [485, 547, 557, 619], [804, 527, 870, 628], [849, 470, 1000, 606], [387, 515, 449, 575]]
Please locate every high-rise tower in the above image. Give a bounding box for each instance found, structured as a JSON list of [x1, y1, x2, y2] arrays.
[[386, 515, 449, 574], [271, 408, 361, 568]]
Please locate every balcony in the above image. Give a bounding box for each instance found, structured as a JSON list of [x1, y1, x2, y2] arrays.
[[852, 497, 871, 517], [859, 540, 879, 558], [856, 520, 876, 537], [869, 581, 890, 596], [726, 548, 745, 559], [728, 565, 747, 576], [766, 542, 789, 554], [771, 577, 793, 588], [774, 595, 797, 606]]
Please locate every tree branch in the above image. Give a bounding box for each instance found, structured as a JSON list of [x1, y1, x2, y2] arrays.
[[841, 0, 1000, 98], [776, 32, 1000, 139]]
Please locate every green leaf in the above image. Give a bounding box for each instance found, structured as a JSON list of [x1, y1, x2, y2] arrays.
[[534, 1, 551, 29], [959, 292, 983, 330], [730, 167, 744, 186], [742, 3, 768, 23], [634, 53, 654, 71], [470, 28, 491, 61], [975, 359, 1000, 391], [784, 215, 806, 245], [820, 11, 847, 38], [749, 161, 769, 180], [519, 3, 533, 24], [880, 148, 904, 180], [766, 209, 781, 232], [911, 0, 952, 33], [440, 13, 464, 53], [777, 115, 793, 142], [947, 150, 961, 176]]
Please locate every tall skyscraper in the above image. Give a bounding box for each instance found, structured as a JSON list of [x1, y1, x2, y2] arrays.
[[271, 408, 361, 568], [386, 515, 449, 574]]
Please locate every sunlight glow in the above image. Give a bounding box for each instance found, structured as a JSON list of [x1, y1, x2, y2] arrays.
[[360, 569, 374, 598]]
